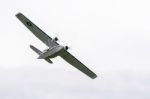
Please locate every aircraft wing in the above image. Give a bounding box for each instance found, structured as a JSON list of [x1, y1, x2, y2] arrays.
[[16, 13, 58, 48], [59, 50, 97, 79]]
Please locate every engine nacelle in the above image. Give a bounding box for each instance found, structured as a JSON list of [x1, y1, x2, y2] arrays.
[[64, 46, 69, 50], [54, 37, 58, 41]]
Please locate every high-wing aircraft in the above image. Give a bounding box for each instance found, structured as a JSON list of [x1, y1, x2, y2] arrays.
[[16, 13, 97, 79]]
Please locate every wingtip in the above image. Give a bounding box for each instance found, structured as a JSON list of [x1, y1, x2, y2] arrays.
[[29, 45, 33, 48], [91, 74, 97, 79], [15, 12, 23, 17]]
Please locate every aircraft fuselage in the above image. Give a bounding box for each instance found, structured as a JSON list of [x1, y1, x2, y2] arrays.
[[38, 45, 64, 59]]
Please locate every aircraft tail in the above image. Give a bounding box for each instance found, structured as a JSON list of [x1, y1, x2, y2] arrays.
[[30, 45, 53, 64], [30, 45, 42, 55]]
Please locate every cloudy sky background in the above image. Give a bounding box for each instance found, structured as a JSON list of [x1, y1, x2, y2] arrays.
[[0, 0, 150, 98]]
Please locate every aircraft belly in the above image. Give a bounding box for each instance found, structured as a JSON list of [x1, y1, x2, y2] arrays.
[[39, 46, 63, 59]]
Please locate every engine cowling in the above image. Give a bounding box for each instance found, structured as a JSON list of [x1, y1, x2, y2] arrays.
[[64, 46, 69, 50], [54, 37, 58, 41]]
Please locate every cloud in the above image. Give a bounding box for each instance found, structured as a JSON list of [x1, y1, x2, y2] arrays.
[[0, 66, 150, 99]]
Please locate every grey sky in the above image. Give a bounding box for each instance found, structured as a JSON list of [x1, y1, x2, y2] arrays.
[[0, 0, 150, 98]]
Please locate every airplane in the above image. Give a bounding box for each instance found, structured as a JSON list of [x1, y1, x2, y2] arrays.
[[16, 13, 97, 79]]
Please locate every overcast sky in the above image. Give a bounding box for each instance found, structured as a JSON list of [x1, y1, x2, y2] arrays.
[[0, 0, 150, 99]]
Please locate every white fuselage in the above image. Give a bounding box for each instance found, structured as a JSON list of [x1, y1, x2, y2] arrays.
[[38, 45, 64, 59]]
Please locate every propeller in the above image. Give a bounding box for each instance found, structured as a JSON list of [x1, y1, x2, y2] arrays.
[[54, 37, 58, 41], [54, 33, 72, 50], [63, 43, 72, 50], [64, 46, 69, 50], [54, 33, 61, 42]]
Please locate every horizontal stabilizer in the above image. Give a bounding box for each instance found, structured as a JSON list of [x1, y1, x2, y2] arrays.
[[45, 57, 53, 64], [30, 45, 42, 55], [30, 45, 53, 64]]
